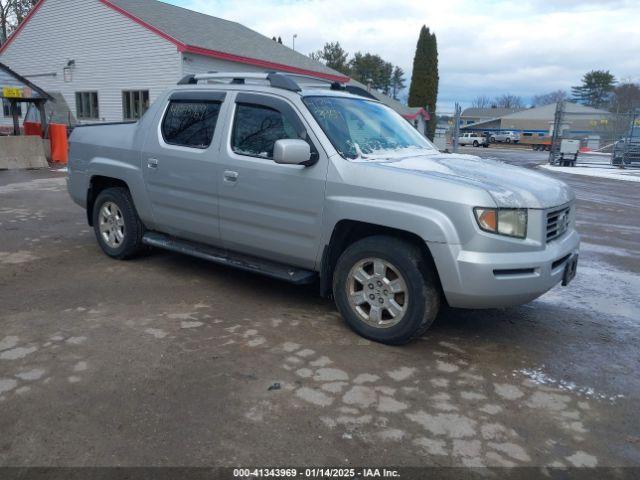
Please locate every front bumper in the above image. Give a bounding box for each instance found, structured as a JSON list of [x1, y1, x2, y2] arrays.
[[429, 229, 580, 308]]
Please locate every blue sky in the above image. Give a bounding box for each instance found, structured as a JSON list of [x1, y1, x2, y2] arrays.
[[165, 0, 639, 113]]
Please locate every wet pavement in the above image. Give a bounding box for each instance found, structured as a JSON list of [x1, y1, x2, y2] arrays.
[[0, 156, 638, 469]]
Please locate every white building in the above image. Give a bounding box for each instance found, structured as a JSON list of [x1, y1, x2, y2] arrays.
[[0, 0, 428, 133], [0, 0, 349, 126]]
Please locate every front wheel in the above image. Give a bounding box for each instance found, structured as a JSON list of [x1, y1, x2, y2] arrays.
[[506, 138, 511, 144], [333, 236, 440, 345], [473, 140, 479, 147]]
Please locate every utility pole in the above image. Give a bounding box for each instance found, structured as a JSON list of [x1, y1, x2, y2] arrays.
[[452, 103, 461, 153], [292, 34, 298, 51], [549, 100, 565, 165]]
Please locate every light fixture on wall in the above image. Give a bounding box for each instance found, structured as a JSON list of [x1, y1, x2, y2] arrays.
[[63, 59, 75, 83]]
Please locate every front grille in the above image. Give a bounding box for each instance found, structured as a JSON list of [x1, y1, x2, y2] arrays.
[[546, 206, 571, 242]]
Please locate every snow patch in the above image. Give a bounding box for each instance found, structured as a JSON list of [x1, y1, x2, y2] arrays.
[[517, 367, 624, 402], [540, 163, 640, 183]]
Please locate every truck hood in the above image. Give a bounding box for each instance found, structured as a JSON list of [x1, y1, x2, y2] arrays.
[[364, 151, 573, 209]]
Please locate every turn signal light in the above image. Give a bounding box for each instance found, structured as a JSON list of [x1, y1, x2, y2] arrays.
[[474, 207, 527, 239]]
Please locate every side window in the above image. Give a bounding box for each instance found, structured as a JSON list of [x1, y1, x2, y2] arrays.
[[161, 101, 221, 149], [232, 103, 301, 159]]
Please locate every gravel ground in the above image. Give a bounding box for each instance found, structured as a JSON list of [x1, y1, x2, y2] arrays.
[[0, 152, 639, 471]]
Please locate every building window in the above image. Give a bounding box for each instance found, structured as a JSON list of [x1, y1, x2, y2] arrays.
[[122, 90, 150, 120], [76, 92, 99, 120], [2, 99, 22, 117], [161, 101, 222, 149]]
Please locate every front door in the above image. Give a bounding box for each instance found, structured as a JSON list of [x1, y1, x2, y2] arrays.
[[217, 92, 328, 269], [142, 91, 227, 245]]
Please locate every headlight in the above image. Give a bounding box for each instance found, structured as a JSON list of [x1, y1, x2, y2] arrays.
[[474, 208, 527, 239]]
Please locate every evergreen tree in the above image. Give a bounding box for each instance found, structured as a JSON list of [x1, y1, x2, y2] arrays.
[[349, 52, 393, 93], [318, 41, 350, 76], [391, 67, 406, 100], [277, 36, 282, 44], [408, 25, 439, 140], [571, 70, 616, 108]]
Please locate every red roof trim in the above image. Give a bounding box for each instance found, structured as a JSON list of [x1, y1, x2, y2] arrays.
[[181, 45, 349, 83], [403, 108, 431, 121], [0, 0, 47, 54]]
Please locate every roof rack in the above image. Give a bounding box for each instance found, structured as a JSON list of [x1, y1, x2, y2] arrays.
[[177, 71, 349, 94]]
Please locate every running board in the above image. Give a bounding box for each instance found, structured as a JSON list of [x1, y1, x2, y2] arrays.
[[142, 232, 317, 285]]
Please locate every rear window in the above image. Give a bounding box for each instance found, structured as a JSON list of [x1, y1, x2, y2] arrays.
[[161, 101, 222, 149]]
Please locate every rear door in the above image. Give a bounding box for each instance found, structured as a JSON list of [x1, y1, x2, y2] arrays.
[[217, 92, 328, 269], [142, 91, 227, 245]]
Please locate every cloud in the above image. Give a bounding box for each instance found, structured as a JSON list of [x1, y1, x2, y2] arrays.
[[171, 0, 640, 111]]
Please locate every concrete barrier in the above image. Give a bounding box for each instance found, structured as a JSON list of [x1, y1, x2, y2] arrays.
[[0, 136, 49, 170]]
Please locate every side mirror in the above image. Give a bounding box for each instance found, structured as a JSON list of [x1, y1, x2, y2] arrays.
[[273, 139, 312, 165]]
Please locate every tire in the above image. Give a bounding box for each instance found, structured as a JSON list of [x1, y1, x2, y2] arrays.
[[506, 138, 511, 144], [92, 187, 145, 260], [473, 141, 479, 147], [490, 137, 496, 143], [332, 235, 440, 345], [482, 143, 489, 148]]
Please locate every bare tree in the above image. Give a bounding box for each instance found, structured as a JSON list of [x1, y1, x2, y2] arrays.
[[471, 95, 493, 108], [0, 0, 14, 46], [494, 93, 524, 109], [532, 90, 567, 107], [610, 83, 640, 113], [0, 0, 37, 46], [13, 0, 38, 24]]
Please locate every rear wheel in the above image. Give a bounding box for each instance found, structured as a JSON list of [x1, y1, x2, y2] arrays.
[[333, 236, 440, 345], [93, 187, 145, 260]]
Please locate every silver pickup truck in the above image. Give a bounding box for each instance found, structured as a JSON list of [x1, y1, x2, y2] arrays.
[[67, 72, 580, 345]]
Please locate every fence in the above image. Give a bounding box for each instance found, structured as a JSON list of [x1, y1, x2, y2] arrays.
[[440, 102, 639, 167]]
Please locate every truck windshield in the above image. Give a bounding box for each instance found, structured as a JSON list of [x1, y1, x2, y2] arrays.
[[303, 96, 436, 160]]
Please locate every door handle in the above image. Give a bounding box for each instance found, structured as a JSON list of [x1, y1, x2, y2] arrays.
[[223, 170, 239, 183], [147, 158, 159, 169]]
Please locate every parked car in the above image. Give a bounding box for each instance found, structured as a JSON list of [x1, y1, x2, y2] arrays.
[[67, 72, 580, 345], [458, 132, 488, 148], [490, 131, 521, 144]]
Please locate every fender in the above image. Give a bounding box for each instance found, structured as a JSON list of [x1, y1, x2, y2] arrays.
[[321, 195, 460, 250], [87, 157, 156, 229]]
